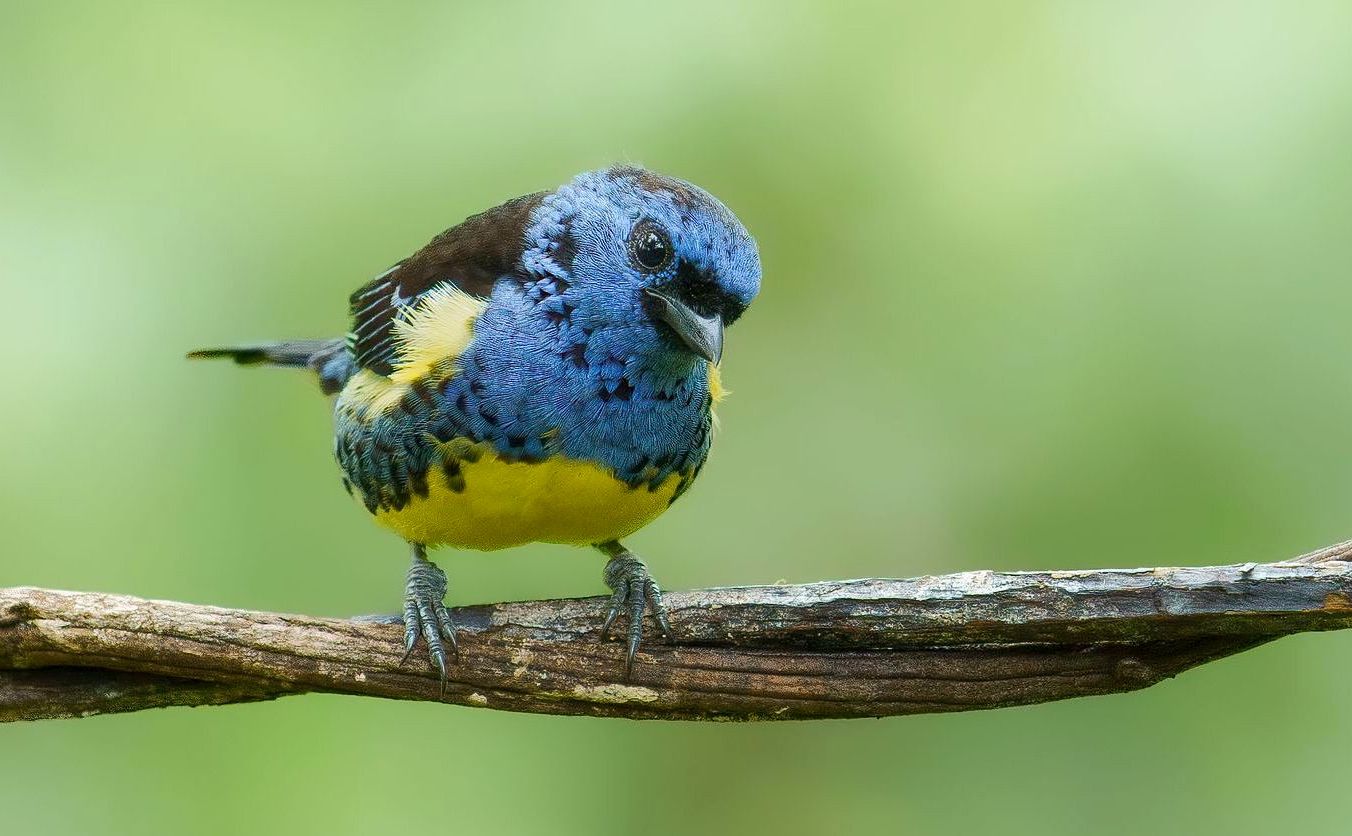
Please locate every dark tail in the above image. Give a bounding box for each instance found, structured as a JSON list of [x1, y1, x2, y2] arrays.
[[188, 338, 355, 394]]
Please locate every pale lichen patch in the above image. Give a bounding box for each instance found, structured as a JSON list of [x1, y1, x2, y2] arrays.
[[569, 684, 660, 704]]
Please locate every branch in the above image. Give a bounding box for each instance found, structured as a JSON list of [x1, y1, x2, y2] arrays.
[[3, 541, 1351, 722]]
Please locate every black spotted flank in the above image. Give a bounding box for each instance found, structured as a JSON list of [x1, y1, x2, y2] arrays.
[[387, 459, 411, 510], [562, 343, 588, 369], [599, 377, 634, 402], [670, 474, 693, 504], [543, 300, 576, 326], [442, 459, 466, 493], [409, 467, 430, 499], [409, 379, 436, 407]]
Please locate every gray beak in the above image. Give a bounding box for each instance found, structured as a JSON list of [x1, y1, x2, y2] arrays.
[[643, 287, 724, 365]]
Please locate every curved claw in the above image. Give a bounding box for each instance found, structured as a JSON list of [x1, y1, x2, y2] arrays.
[[401, 548, 457, 695], [625, 578, 646, 674], [601, 580, 628, 640], [598, 549, 672, 676]]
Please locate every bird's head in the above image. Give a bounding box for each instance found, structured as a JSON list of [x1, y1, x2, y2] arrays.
[[525, 165, 761, 367]]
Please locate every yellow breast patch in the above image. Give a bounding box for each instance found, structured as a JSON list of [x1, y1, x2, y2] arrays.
[[371, 448, 683, 549]]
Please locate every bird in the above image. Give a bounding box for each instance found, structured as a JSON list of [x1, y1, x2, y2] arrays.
[[189, 165, 762, 682]]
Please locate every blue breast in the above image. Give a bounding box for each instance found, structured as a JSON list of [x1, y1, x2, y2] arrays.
[[438, 278, 715, 488]]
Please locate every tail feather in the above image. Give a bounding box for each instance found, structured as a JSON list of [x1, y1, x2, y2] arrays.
[[188, 338, 354, 394], [187, 339, 335, 366]]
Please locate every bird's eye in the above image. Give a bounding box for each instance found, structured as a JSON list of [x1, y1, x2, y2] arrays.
[[628, 221, 673, 273]]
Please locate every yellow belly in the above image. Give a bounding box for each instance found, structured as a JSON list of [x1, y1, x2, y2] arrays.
[[371, 450, 682, 549]]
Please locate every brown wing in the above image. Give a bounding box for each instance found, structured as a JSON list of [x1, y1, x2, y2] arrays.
[[348, 190, 547, 375]]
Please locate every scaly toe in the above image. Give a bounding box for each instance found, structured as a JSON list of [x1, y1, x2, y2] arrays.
[[402, 553, 457, 688], [645, 578, 673, 641], [599, 552, 673, 675]]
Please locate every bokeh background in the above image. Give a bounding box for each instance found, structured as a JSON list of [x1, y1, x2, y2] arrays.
[[4, 1, 1352, 833]]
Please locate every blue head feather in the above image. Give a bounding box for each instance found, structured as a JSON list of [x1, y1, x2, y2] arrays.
[[523, 166, 759, 363], [455, 165, 761, 484]]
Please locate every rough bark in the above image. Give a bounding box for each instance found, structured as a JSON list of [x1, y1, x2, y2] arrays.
[[2, 540, 1350, 722]]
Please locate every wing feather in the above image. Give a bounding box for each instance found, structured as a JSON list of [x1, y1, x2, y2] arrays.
[[348, 191, 547, 375]]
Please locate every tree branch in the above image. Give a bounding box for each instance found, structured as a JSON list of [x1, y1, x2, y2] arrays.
[[3, 540, 1351, 722]]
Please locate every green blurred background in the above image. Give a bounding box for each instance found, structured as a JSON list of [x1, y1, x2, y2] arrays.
[[3, 1, 1351, 833]]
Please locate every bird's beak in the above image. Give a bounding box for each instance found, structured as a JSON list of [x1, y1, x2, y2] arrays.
[[643, 287, 724, 365]]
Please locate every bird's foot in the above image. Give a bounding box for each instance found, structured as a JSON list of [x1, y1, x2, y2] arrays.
[[599, 545, 673, 676], [401, 546, 458, 691]]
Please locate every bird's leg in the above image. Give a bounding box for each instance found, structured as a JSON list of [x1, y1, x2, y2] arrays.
[[400, 542, 458, 691], [596, 540, 673, 675]]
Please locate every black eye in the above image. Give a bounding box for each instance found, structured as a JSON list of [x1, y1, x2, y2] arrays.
[[628, 221, 673, 273]]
